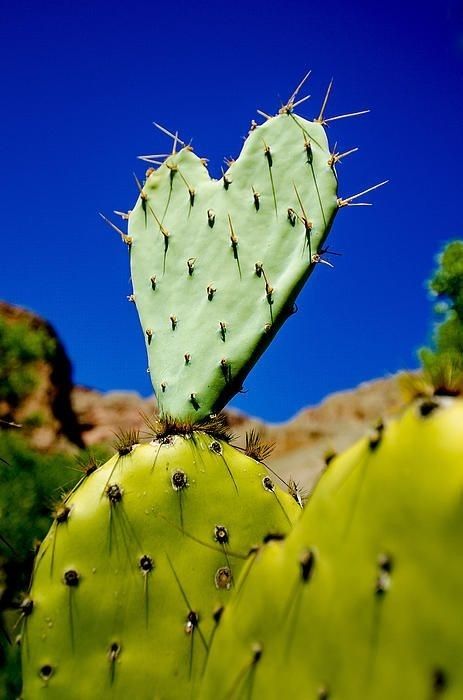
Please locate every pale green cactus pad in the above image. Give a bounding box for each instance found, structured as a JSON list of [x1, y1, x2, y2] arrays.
[[128, 111, 338, 420], [21, 429, 300, 699], [200, 397, 463, 699]]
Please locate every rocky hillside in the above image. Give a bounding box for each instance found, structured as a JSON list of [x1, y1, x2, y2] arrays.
[[1, 301, 406, 490], [0, 301, 83, 450], [71, 376, 404, 490]]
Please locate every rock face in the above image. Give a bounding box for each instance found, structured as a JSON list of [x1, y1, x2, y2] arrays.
[[71, 387, 156, 446], [257, 376, 404, 489], [1, 301, 406, 488], [0, 302, 83, 450]]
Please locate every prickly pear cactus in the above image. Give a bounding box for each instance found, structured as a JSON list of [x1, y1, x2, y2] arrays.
[[22, 81, 382, 699], [201, 397, 463, 699], [21, 423, 300, 699], [127, 111, 339, 420]]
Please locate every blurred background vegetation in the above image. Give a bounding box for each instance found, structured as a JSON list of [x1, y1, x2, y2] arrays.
[[420, 241, 463, 386], [0, 317, 56, 410]]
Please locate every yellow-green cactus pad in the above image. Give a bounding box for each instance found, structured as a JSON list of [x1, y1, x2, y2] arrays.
[[201, 397, 463, 699], [21, 432, 300, 699]]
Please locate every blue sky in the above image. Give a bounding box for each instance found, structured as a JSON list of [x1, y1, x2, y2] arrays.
[[1, 0, 462, 422]]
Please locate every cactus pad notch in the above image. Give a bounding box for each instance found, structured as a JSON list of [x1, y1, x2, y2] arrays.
[[126, 84, 346, 421]]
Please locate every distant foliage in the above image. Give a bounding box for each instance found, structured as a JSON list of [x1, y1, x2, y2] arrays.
[[420, 241, 463, 379], [0, 317, 56, 409]]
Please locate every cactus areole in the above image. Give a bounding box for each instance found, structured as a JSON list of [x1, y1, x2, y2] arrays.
[[128, 111, 339, 421]]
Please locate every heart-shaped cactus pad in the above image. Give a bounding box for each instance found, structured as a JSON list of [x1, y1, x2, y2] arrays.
[[128, 111, 338, 421]]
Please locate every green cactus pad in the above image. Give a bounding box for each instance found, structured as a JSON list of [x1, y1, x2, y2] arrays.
[[21, 431, 300, 699], [128, 112, 338, 420], [201, 397, 463, 699]]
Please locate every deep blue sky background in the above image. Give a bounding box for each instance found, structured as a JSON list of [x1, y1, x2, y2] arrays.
[[2, 0, 462, 422]]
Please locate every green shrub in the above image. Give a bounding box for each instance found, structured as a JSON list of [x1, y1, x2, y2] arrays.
[[0, 317, 56, 409], [420, 241, 463, 377]]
